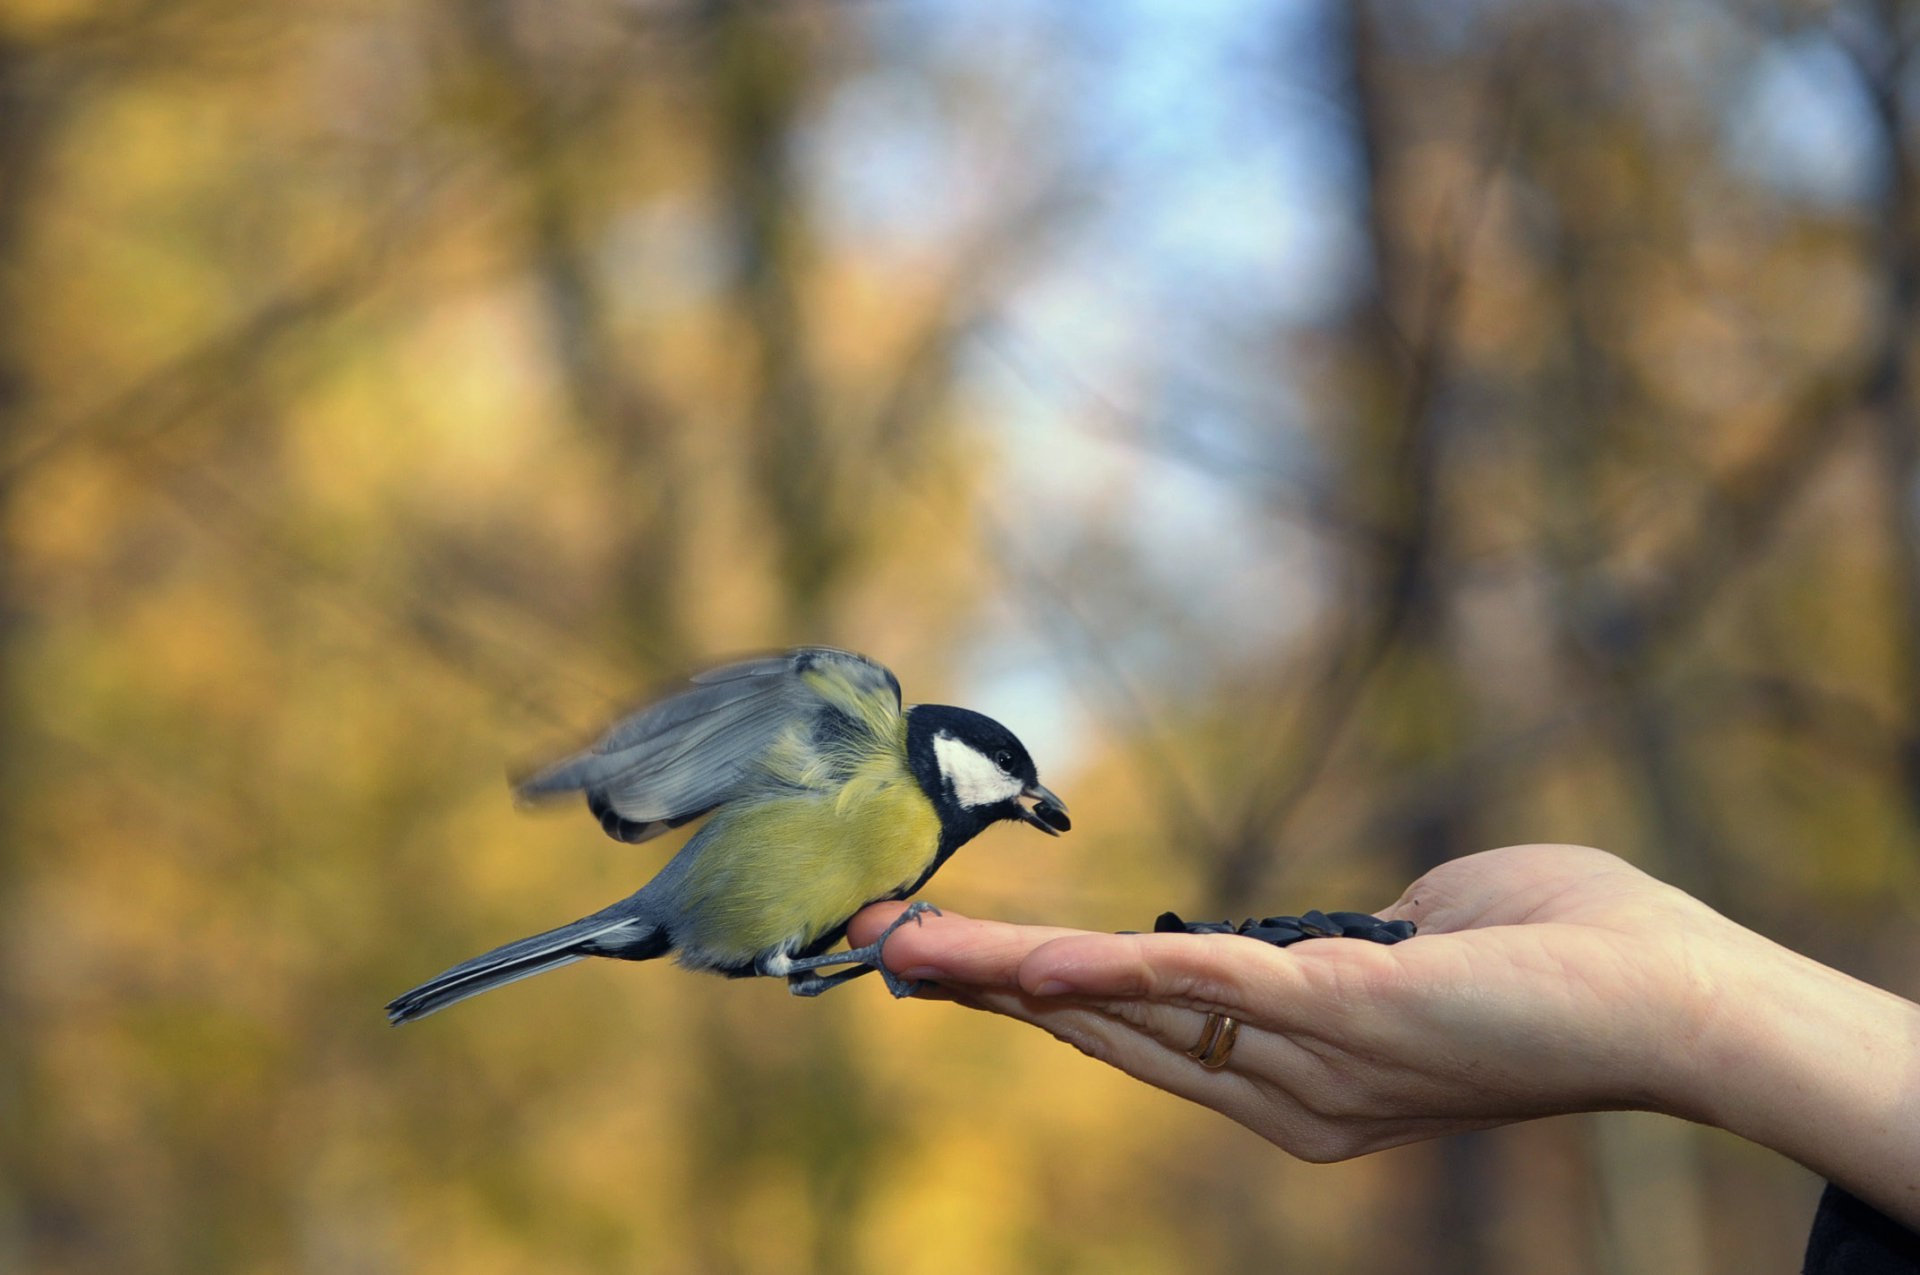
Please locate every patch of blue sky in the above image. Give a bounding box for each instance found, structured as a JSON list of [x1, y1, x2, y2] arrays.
[[1725, 29, 1882, 207], [952, 329, 1134, 548], [952, 624, 1096, 777], [1122, 433, 1324, 637], [858, 0, 1056, 68], [807, 1, 1369, 337], [1049, 0, 1359, 284], [796, 68, 962, 258], [1086, 144, 1362, 329], [810, 0, 1359, 751], [960, 316, 1329, 667]]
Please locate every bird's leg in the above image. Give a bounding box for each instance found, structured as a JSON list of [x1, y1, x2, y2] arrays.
[[780, 902, 941, 998], [785, 963, 877, 998]]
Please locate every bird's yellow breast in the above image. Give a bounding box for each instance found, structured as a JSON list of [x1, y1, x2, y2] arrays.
[[673, 775, 943, 965]]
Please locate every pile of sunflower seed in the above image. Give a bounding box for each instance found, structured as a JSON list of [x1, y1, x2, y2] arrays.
[[1148, 909, 1416, 947]]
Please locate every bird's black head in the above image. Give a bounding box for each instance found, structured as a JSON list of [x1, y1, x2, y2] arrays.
[[905, 704, 1071, 853]]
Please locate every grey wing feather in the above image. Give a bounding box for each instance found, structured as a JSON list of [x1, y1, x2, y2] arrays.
[[515, 647, 901, 844]]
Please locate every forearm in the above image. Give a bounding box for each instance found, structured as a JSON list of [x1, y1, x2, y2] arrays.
[[1682, 931, 1920, 1232]]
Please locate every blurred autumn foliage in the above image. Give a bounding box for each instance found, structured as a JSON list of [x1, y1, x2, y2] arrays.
[[3, 1, 1918, 1272]]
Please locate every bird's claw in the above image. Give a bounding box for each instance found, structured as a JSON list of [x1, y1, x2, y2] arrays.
[[874, 901, 941, 997]]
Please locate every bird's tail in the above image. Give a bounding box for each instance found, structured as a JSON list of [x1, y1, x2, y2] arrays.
[[385, 911, 669, 1025]]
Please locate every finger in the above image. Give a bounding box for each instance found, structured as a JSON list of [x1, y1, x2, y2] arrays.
[[942, 987, 1384, 1152], [951, 988, 1500, 1159], [845, 899, 913, 945], [951, 986, 1260, 1107], [1015, 931, 1305, 1016], [947, 980, 1251, 1067], [844, 903, 1100, 989]]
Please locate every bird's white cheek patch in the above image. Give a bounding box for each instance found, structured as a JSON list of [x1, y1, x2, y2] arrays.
[[933, 732, 1023, 809]]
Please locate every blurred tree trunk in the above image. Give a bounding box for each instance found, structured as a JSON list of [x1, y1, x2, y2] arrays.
[[705, 0, 849, 634], [459, 0, 689, 665], [1848, 3, 1920, 839], [1209, 0, 1484, 911], [1513, 23, 1717, 1275], [1329, 6, 1493, 1266], [683, 8, 892, 1275], [1202, 4, 1506, 1270], [0, 32, 58, 1271]]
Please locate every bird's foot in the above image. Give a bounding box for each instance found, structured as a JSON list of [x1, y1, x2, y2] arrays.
[[871, 901, 941, 997], [781, 901, 942, 998]]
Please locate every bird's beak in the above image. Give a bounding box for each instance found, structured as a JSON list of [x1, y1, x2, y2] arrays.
[[1017, 782, 1071, 836]]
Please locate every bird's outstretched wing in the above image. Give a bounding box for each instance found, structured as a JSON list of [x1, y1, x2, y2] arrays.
[[514, 647, 904, 843]]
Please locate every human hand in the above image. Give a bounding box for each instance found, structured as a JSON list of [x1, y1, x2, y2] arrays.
[[854, 843, 1920, 1228], [851, 843, 1900, 1174]]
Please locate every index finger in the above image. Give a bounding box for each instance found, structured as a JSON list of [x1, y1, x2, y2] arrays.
[[1013, 931, 1288, 1016], [845, 903, 1098, 989]]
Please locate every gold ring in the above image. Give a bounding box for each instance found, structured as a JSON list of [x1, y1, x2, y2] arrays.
[[1184, 1012, 1239, 1070]]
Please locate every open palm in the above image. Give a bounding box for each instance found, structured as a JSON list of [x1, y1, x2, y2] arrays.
[[851, 844, 1742, 1159]]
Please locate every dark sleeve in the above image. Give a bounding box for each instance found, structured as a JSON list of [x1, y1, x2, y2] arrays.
[[1803, 1183, 1920, 1274]]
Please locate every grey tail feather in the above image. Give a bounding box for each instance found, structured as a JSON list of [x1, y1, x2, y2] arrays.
[[385, 913, 663, 1025]]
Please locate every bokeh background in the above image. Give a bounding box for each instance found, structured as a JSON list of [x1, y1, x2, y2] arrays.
[[4, 0, 1918, 1271]]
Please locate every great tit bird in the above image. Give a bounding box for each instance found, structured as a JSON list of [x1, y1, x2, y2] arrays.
[[386, 647, 1069, 1024]]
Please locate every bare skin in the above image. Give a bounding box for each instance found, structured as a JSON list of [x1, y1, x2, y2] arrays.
[[850, 843, 1920, 1232]]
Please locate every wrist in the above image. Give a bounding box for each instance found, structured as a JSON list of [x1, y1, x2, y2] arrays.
[[1682, 928, 1920, 1231]]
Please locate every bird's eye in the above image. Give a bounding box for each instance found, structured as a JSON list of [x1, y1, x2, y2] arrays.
[[993, 749, 1014, 773]]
